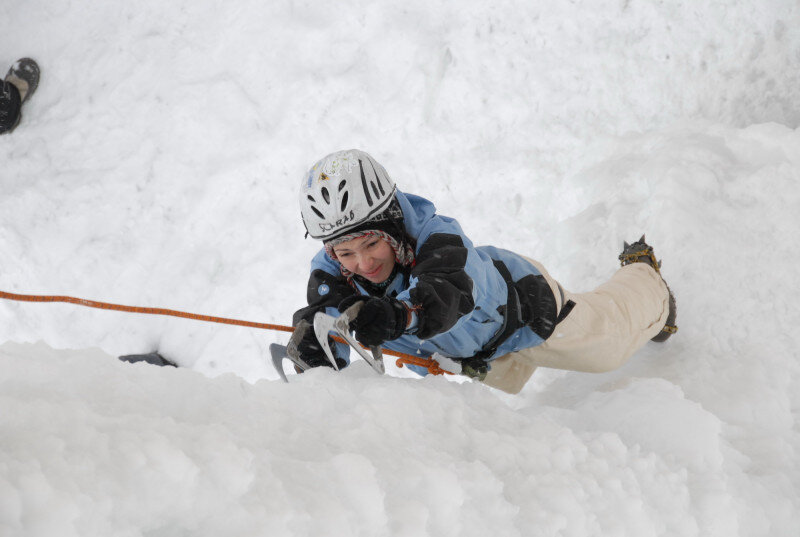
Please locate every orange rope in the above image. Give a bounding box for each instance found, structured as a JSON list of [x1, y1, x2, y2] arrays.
[[0, 289, 295, 333], [0, 289, 452, 375]]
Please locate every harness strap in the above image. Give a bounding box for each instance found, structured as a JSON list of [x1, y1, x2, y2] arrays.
[[468, 259, 576, 367], [556, 299, 576, 324], [469, 260, 523, 362]]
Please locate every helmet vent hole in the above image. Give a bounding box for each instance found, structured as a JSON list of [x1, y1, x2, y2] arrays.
[[368, 161, 387, 196], [311, 206, 324, 219], [307, 195, 316, 202], [338, 180, 347, 192], [321, 187, 330, 204], [358, 159, 374, 207], [371, 182, 380, 198], [340, 192, 349, 211]]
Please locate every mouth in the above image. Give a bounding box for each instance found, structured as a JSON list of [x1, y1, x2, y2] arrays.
[[362, 266, 383, 279]]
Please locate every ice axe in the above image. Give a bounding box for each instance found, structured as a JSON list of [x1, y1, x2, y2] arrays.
[[313, 300, 385, 374], [273, 302, 385, 381], [270, 343, 298, 383]]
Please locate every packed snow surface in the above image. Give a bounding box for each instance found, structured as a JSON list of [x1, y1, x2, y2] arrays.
[[2, 1, 799, 536]]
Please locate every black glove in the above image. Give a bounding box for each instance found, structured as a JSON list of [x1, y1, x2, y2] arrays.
[[288, 319, 347, 370], [338, 295, 408, 347]]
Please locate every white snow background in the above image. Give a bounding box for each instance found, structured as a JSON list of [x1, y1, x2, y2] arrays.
[[2, 1, 799, 536]]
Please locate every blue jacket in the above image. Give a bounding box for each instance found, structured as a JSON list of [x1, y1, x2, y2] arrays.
[[293, 190, 561, 372]]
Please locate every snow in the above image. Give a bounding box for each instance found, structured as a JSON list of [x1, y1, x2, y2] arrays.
[[1, 0, 799, 535]]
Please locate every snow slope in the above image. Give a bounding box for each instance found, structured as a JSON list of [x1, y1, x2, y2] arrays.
[[1, 1, 799, 535]]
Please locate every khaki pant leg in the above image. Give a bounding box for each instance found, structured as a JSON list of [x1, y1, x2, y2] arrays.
[[483, 262, 669, 394]]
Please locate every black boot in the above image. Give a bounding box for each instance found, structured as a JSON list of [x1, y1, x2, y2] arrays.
[[619, 235, 678, 342], [0, 79, 21, 134], [0, 58, 40, 135], [6, 58, 40, 102]]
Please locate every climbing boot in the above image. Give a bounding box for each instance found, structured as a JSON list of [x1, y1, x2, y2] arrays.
[[6, 58, 40, 103], [619, 235, 678, 342], [0, 79, 21, 134], [0, 58, 40, 134]]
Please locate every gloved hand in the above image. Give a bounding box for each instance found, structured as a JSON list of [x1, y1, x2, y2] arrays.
[[338, 295, 409, 347], [287, 319, 347, 370], [453, 356, 489, 381]]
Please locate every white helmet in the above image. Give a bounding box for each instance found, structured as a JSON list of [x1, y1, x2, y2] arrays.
[[300, 149, 397, 240]]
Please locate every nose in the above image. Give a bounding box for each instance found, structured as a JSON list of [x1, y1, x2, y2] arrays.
[[356, 252, 377, 272]]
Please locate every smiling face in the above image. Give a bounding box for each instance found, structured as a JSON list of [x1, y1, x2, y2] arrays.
[[332, 234, 397, 283]]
